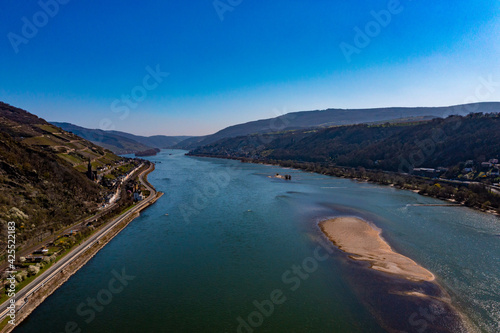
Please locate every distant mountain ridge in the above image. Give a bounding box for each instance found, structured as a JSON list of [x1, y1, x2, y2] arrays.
[[54, 102, 500, 153], [52, 122, 195, 154], [107, 130, 193, 150], [189, 112, 500, 173], [174, 102, 500, 149], [51, 122, 151, 154]]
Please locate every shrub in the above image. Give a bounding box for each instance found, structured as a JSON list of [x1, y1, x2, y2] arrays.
[[15, 273, 24, 283], [27, 265, 40, 276]]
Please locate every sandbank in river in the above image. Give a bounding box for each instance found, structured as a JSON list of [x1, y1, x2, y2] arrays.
[[319, 216, 475, 332], [320, 216, 435, 281]]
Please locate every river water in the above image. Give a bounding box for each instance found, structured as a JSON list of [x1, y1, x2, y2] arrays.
[[15, 150, 499, 332]]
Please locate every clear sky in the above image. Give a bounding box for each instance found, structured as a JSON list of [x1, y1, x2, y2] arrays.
[[1, 0, 499, 136]]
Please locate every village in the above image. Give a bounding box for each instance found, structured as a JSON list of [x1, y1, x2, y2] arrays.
[[413, 158, 500, 183]]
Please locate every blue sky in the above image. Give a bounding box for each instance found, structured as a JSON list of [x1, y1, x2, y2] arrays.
[[1, 0, 499, 136]]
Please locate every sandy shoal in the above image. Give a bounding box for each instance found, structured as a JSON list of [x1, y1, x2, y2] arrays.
[[320, 217, 435, 282]]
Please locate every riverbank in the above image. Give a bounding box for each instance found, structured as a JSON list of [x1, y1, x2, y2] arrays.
[[188, 154, 500, 217], [0, 165, 161, 333], [319, 217, 435, 281]]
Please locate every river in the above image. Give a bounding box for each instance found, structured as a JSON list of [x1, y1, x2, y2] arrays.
[[15, 150, 499, 332]]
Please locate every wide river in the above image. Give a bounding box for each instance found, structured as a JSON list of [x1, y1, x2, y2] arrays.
[[15, 150, 499, 332]]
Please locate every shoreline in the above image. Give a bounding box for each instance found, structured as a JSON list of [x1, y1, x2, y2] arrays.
[[319, 217, 435, 281], [187, 154, 500, 218], [1, 165, 161, 333]]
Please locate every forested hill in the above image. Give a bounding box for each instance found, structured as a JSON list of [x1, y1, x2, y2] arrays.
[[0, 102, 121, 253], [51, 122, 152, 154], [176, 102, 500, 149], [189, 113, 500, 174], [52, 122, 196, 154]]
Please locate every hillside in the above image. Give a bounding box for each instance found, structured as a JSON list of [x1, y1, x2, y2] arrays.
[[189, 113, 500, 174], [51, 122, 153, 154], [53, 122, 195, 154], [0, 102, 127, 257], [107, 130, 193, 149], [175, 102, 500, 149]]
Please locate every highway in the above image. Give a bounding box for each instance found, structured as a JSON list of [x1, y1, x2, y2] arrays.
[[439, 179, 500, 195], [0, 162, 157, 323]]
